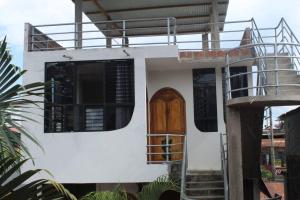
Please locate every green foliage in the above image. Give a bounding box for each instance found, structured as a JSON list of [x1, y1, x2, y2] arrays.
[[0, 37, 77, 200], [0, 37, 45, 158], [80, 176, 179, 200], [81, 186, 128, 200], [0, 151, 77, 200], [137, 175, 179, 200], [261, 165, 273, 181]]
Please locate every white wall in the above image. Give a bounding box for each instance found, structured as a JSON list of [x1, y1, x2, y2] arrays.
[[147, 66, 226, 170], [22, 46, 179, 183]]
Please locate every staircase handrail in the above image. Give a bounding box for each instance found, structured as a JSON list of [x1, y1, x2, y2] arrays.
[[220, 133, 229, 200], [180, 135, 190, 200], [275, 18, 300, 75]]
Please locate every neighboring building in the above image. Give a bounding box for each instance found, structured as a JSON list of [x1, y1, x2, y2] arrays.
[[261, 129, 286, 176], [21, 0, 300, 199], [280, 107, 300, 200]]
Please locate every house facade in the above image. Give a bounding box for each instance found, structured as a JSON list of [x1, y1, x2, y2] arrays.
[[22, 0, 300, 199]]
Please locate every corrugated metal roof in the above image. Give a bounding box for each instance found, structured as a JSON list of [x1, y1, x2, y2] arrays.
[[75, 0, 229, 36]]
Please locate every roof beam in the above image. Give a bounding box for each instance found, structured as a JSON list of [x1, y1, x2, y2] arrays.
[[85, 1, 228, 15], [90, 0, 122, 35]]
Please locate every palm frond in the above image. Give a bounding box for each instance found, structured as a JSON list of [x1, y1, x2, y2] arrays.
[[0, 151, 77, 200], [137, 175, 180, 200], [0, 37, 45, 157], [80, 185, 128, 200]]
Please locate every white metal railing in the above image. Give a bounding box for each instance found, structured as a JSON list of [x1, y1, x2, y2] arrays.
[[180, 135, 189, 200], [27, 18, 256, 52], [146, 133, 185, 164], [226, 18, 300, 99], [220, 133, 229, 200]]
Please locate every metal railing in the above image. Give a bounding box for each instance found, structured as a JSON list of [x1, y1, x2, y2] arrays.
[[146, 133, 185, 164], [226, 18, 300, 99], [180, 135, 189, 200], [220, 133, 229, 200], [27, 18, 256, 51]]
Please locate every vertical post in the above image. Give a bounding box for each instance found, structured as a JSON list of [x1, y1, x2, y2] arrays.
[[167, 18, 170, 45], [202, 33, 209, 50], [172, 18, 177, 45], [106, 22, 112, 48], [122, 20, 126, 47], [227, 107, 244, 200], [225, 54, 232, 100], [275, 29, 279, 95], [291, 32, 294, 69], [24, 23, 34, 52], [269, 107, 276, 179], [75, 0, 82, 49], [210, 0, 220, 50], [166, 134, 170, 162]]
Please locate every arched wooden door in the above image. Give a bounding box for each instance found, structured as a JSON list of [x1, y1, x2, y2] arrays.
[[148, 88, 186, 162]]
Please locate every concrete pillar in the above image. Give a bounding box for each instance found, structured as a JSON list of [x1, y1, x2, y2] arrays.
[[210, 0, 220, 50], [75, 0, 83, 49], [202, 33, 209, 51], [227, 106, 264, 200], [24, 23, 33, 52], [227, 107, 244, 200]]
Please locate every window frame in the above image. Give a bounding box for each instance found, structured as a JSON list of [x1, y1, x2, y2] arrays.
[[44, 59, 135, 133], [192, 68, 218, 133]]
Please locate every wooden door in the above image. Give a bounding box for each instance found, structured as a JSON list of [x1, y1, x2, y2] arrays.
[[148, 88, 186, 162]]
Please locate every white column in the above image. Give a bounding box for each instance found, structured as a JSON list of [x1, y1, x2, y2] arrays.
[[24, 23, 32, 52], [210, 0, 220, 50], [75, 0, 83, 49]]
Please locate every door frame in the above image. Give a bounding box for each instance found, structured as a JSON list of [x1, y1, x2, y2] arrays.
[[148, 87, 186, 162]]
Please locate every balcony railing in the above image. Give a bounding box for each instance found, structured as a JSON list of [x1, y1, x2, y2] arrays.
[[26, 18, 257, 52], [147, 133, 185, 164], [225, 18, 300, 99]]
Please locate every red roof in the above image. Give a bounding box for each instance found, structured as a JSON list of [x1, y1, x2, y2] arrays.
[[261, 139, 285, 148]]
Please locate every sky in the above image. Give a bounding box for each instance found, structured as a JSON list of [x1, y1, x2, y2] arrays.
[[0, 0, 299, 121]]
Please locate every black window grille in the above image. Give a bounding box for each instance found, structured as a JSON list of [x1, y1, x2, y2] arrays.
[[45, 60, 134, 133], [193, 68, 218, 132]]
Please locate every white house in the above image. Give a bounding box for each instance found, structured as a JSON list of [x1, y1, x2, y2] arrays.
[[22, 0, 300, 199]]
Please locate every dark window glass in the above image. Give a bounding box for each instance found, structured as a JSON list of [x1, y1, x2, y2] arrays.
[[45, 60, 134, 133], [193, 68, 217, 132]]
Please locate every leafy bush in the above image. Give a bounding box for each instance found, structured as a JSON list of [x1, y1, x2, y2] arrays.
[[261, 165, 273, 181], [80, 175, 179, 200]]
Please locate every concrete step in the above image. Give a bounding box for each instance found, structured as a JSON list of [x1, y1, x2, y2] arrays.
[[184, 170, 225, 200], [186, 174, 223, 182], [186, 180, 224, 188], [186, 170, 223, 176], [186, 187, 224, 196], [185, 195, 224, 200], [265, 87, 300, 95], [266, 75, 300, 84]]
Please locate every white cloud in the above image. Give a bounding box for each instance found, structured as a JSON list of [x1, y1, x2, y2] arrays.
[[0, 0, 75, 47]]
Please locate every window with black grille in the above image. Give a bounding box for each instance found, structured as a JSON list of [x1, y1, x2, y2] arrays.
[[193, 68, 217, 132], [45, 59, 134, 133]]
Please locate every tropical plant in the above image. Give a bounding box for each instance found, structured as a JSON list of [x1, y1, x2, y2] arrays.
[[261, 165, 273, 181], [137, 175, 179, 200], [0, 37, 45, 158], [80, 175, 179, 200], [0, 150, 77, 200], [80, 185, 128, 200], [0, 37, 77, 200]]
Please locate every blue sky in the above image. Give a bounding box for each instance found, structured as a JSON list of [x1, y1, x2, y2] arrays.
[[0, 0, 299, 120]]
